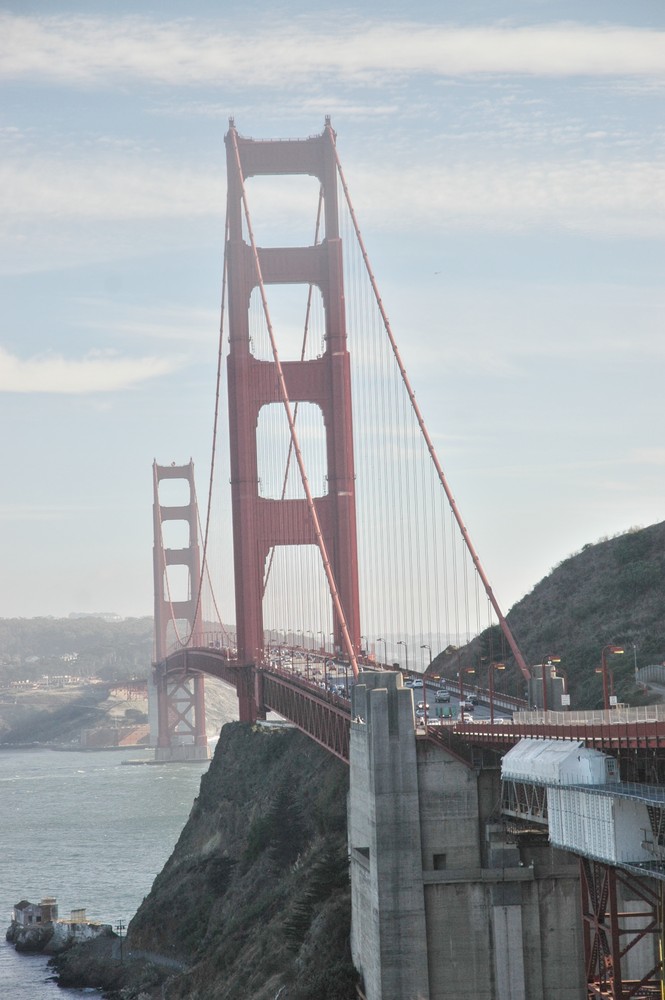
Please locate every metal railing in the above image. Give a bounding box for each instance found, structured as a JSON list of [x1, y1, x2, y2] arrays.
[[514, 704, 665, 726]]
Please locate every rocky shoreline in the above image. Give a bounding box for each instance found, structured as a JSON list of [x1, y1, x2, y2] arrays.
[[49, 935, 176, 1000], [6, 915, 114, 955], [6, 907, 175, 999]]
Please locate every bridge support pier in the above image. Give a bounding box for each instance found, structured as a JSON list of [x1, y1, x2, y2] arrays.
[[580, 858, 664, 998], [348, 672, 585, 1000], [148, 668, 210, 763]]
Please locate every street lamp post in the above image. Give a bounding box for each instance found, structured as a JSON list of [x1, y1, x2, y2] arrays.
[[600, 644, 625, 709], [115, 920, 125, 963], [397, 640, 409, 675], [420, 644, 432, 728], [488, 662, 506, 724], [377, 638, 387, 667]]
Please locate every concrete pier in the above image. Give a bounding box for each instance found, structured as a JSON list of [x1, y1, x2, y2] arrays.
[[348, 672, 585, 1000]]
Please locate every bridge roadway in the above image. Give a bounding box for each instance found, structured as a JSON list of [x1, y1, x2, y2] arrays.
[[160, 645, 665, 763]]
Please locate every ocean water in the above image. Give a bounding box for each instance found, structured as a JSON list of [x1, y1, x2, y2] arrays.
[[0, 745, 211, 998]]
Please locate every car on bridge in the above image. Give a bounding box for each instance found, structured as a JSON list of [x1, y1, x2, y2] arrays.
[[435, 690, 450, 703]]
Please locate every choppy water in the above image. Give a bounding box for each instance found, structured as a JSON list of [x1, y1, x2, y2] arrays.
[[0, 745, 210, 998]]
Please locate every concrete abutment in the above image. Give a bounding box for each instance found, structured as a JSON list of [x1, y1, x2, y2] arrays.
[[348, 672, 585, 999]]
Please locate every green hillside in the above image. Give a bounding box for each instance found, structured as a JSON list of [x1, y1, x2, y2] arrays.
[[497, 521, 665, 710]]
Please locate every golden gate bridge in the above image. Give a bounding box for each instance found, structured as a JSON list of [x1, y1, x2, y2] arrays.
[[152, 116, 529, 733], [149, 119, 665, 999]]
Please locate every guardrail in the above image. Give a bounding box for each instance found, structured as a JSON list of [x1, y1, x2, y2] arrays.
[[637, 665, 665, 686], [515, 705, 665, 726]]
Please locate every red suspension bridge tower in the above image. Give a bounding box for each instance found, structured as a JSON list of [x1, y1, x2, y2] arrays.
[[225, 118, 361, 703], [152, 460, 209, 761]]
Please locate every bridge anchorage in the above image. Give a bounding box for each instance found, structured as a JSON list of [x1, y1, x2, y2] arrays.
[[149, 120, 665, 998]]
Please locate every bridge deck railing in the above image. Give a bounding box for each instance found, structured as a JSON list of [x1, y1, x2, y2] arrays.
[[515, 705, 665, 726]]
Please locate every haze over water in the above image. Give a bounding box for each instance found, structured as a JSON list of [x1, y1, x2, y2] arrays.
[[0, 746, 210, 998]]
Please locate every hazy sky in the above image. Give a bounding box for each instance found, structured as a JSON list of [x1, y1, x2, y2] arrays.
[[1, 1, 664, 622]]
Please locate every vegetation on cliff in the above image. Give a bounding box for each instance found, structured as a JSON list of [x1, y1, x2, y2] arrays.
[[53, 721, 357, 1000]]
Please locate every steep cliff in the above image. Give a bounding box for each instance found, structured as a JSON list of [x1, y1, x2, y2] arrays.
[[53, 720, 357, 1000]]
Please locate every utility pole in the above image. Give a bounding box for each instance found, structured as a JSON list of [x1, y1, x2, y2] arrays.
[[115, 919, 125, 963]]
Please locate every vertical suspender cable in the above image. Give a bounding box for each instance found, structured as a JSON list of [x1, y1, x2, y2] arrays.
[[333, 149, 530, 682], [164, 208, 231, 651]]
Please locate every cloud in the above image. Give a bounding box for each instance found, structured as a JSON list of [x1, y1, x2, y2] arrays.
[[0, 346, 184, 393], [630, 447, 665, 466], [1, 154, 663, 239], [0, 504, 102, 521], [352, 160, 665, 235], [0, 159, 223, 222], [74, 301, 220, 344], [1, 15, 664, 87]]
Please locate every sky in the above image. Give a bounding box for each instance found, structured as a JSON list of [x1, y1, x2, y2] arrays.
[[1, 1, 664, 623]]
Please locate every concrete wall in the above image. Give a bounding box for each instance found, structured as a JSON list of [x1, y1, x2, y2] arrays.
[[349, 672, 586, 1000], [349, 671, 429, 1000]]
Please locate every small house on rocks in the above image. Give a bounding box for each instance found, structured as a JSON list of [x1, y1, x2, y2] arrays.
[[13, 897, 59, 926]]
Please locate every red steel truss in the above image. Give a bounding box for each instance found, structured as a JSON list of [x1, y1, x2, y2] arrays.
[[454, 718, 665, 753], [581, 858, 664, 998], [224, 120, 361, 706], [159, 651, 351, 762], [260, 671, 351, 763]]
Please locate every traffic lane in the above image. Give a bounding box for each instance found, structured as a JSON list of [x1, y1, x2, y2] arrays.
[[415, 690, 510, 723]]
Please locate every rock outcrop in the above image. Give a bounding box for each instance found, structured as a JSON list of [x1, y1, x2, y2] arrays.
[[7, 917, 113, 954]]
